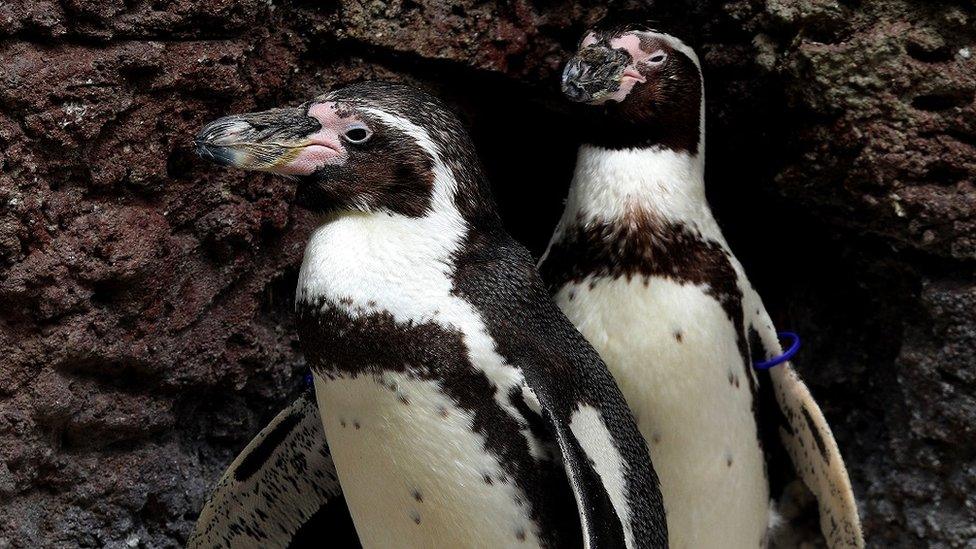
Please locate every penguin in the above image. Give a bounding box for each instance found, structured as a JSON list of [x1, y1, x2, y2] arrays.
[[543, 16, 864, 549], [192, 81, 667, 549]]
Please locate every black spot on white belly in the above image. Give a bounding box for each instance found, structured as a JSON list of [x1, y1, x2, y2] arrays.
[[728, 370, 740, 388]]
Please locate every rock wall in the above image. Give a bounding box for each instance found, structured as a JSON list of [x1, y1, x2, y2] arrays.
[[1, 0, 973, 547]]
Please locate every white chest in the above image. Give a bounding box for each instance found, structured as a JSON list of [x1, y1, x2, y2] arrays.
[[555, 275, 769, 548], [312, 372, 542, 549], [297, 212, 462, 320]]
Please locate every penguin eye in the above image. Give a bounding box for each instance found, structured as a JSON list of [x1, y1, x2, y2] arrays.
[[343, 125, 372, 144], [649, 53, 667, 64]]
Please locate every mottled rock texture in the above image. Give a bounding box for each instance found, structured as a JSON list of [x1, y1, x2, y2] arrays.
[[0, 0, 973, 547]]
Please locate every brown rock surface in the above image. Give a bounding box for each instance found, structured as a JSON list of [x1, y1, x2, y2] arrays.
[[0, 0, 973, 547]]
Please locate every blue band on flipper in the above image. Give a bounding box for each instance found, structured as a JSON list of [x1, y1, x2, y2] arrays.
[[304, 372, 314, 387], [753, 332, 800, 370]]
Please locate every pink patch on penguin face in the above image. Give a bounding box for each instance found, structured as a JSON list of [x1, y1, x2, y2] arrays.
[[273, 101, 362, 176], [597, 32, 671, 103], [610, 33, 667, 68], [609, 34, 644, 59]]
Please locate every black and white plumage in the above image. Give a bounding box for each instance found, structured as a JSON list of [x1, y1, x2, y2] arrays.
[[545, 17, 863, 549], [192, 81, 667, 548]]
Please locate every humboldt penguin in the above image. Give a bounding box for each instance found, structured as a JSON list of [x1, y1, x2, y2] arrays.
[[191, 81, 667, 548], [541, 17, 864, 549]]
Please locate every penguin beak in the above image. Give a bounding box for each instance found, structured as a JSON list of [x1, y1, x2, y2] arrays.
[[195, 106, 339, 175], [562, 46, 635, 104]]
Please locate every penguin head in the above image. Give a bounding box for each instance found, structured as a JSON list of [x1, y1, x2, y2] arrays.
[[562, 16, 702, 150], [195, 81, 495, 219]]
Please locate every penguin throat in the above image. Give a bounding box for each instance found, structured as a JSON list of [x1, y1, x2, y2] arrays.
[[562, 143, 708, 229], [295, 206, 468, 311]]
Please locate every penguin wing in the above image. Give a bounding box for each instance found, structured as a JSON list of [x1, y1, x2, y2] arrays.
[[450, 236, 666, 548], [749, 305, 864, 548], [541, 395, 667, 549], [501, 305, 668, 549], [188, 389, 360, 549]]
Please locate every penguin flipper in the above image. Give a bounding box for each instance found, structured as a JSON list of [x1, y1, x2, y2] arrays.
[[188, 389, 360, 549], [749, 312, 864, 549], [545, 407, 665, 549], [509, 316, 668, 548], [451, 236, 666, 547]]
